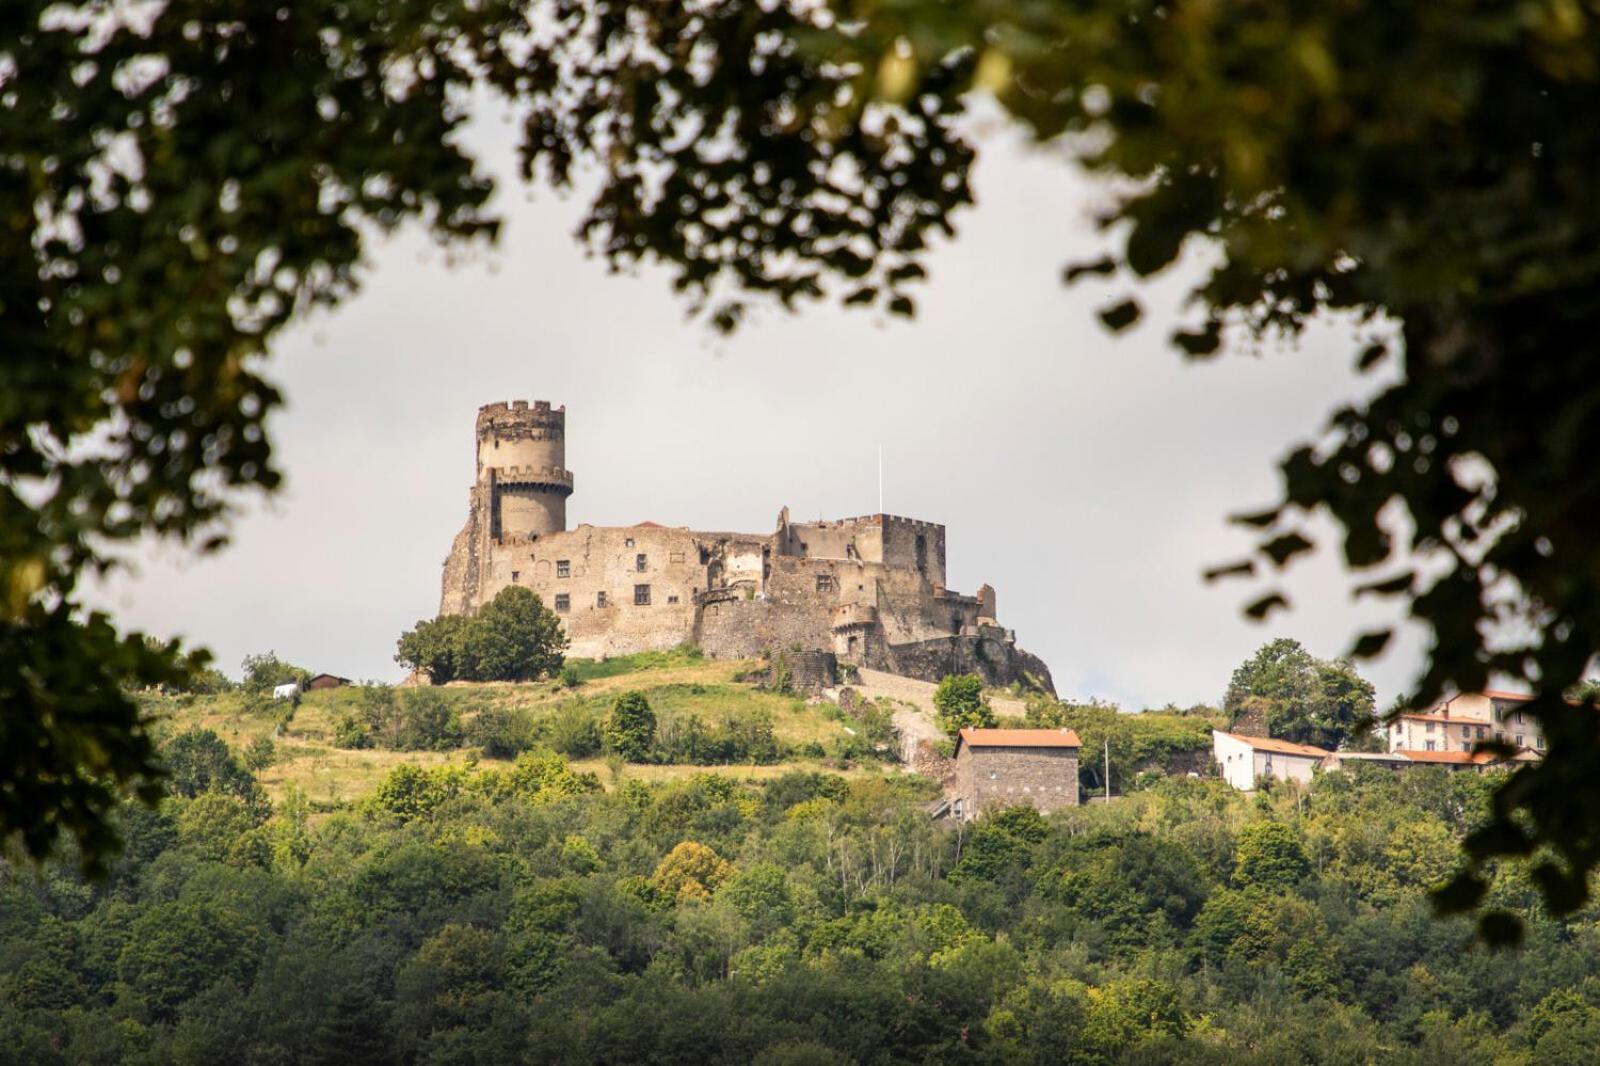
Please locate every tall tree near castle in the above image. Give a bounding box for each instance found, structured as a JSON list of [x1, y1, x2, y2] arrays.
[[1224, 639, 1376, 751], [6, 1, 1600, 935]]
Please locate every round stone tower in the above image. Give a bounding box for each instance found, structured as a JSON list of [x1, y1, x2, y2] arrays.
[[475, 400, 573, 538]]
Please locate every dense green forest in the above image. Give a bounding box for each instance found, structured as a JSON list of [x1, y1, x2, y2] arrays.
[[5, 727, 1600, 1064]]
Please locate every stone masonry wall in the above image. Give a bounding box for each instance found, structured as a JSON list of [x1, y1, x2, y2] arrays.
[[953, 745, 1080, 820]]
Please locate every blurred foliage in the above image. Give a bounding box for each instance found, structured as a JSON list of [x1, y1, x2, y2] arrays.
[[10, 0, 1600, 938]]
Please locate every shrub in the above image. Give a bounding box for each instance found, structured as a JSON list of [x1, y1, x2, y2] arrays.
[[242, 735, 276, 771], [397, 689, 464, 751], [605, 691, 657, 761], [933, 674, 994, 738], [467, 707, 539, 759], [544, 704, 602, 759]]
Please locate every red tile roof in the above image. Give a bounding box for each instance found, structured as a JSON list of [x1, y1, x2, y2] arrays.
[[1213, 731, 1331, 758], [1392, 748, 1480, 765], [1481, 689, 1533, 702], [1395, 712, 1459, 724], [958, 728, 1082, 749]]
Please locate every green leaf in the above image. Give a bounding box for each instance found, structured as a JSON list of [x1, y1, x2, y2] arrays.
[[1348, 629, 1391, 659], [1203, 559, 1255, 582], [1244, 592, 1290, 620], [1261, 532, 1315, 567], [1173, 321, 1222, 357], [1062, 256, 1116, 283], [1097, 298, 1142, 333]]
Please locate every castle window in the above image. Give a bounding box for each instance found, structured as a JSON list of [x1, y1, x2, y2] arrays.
[[596, 591, 608, 608], [815, 574, 833, 593], [634, 584, 651, 606], [557, 559, 570, 578], [667, 594, 680, 604], [511, 570, 520, 582], [670, 551, 685, 564], [554, 593, 570, 612], [636, 553, 648, 572]]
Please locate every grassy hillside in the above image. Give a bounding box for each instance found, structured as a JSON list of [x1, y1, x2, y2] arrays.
[[140, 650, 898, 808]]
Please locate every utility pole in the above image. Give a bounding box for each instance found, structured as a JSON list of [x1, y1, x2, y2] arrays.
[[1104, 739, 1111, 801]]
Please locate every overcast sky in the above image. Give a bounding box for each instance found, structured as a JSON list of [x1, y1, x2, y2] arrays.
[[93, 113, 1428, 710]]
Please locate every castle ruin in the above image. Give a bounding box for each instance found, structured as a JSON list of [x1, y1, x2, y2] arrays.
[[439, 401, 1054, 692]]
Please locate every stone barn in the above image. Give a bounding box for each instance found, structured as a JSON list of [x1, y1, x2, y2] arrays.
[[949, 728, 1082, 821]]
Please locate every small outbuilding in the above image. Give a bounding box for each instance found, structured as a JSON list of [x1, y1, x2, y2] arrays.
[[271, 682, 301, 700], [949, 727, 1082, 822], [306, 673, 352, 691], [1212, 730, 1330, 791]]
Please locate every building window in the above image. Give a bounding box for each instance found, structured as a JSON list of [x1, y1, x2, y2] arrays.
[[1461, 725, 1470, 738], [634, 584, 651, 606], [1537, 736, 1546, 749], [1477, 726, 1486, 738], [554, 593, 570, 612], [624, 538, 634, 548], [1514, 712, 1523, 725], [596, 591, 608, 608], [670, 551, 685, 564], [636, 553, 648, 572], [1425, 740, 1436, 751], [510, 570, 520, 582], [1515, 734, 1524, 747], [1425, 721, 1434, 733], [557, 559, 570, 578], [667, 594, 680, 604], [815, 574, 833, 592]]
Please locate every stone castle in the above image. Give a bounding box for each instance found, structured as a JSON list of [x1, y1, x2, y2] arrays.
[[439, 401, 1054, 692]]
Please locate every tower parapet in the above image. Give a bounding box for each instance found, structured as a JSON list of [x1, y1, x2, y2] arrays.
[[475, 400, 572, 538]]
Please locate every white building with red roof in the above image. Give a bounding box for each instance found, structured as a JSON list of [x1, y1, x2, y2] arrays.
[[1212, 730, 1331, 792]]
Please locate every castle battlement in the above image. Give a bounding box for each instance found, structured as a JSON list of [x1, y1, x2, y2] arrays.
[[488, 464, 574, 490]]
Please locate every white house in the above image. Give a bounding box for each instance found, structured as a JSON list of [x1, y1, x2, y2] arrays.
[[1212, 730, 1330, 791], [271, 682, 300, 700]]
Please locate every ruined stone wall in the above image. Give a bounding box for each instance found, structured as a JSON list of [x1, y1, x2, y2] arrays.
[[953, 745, 1080, 819]]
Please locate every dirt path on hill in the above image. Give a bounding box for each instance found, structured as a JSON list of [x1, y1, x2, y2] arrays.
[[855, 669, 1031, 763]]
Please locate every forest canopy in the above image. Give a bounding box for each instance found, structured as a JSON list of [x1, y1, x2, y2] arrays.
[[3, 732, 1600, 1064]]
